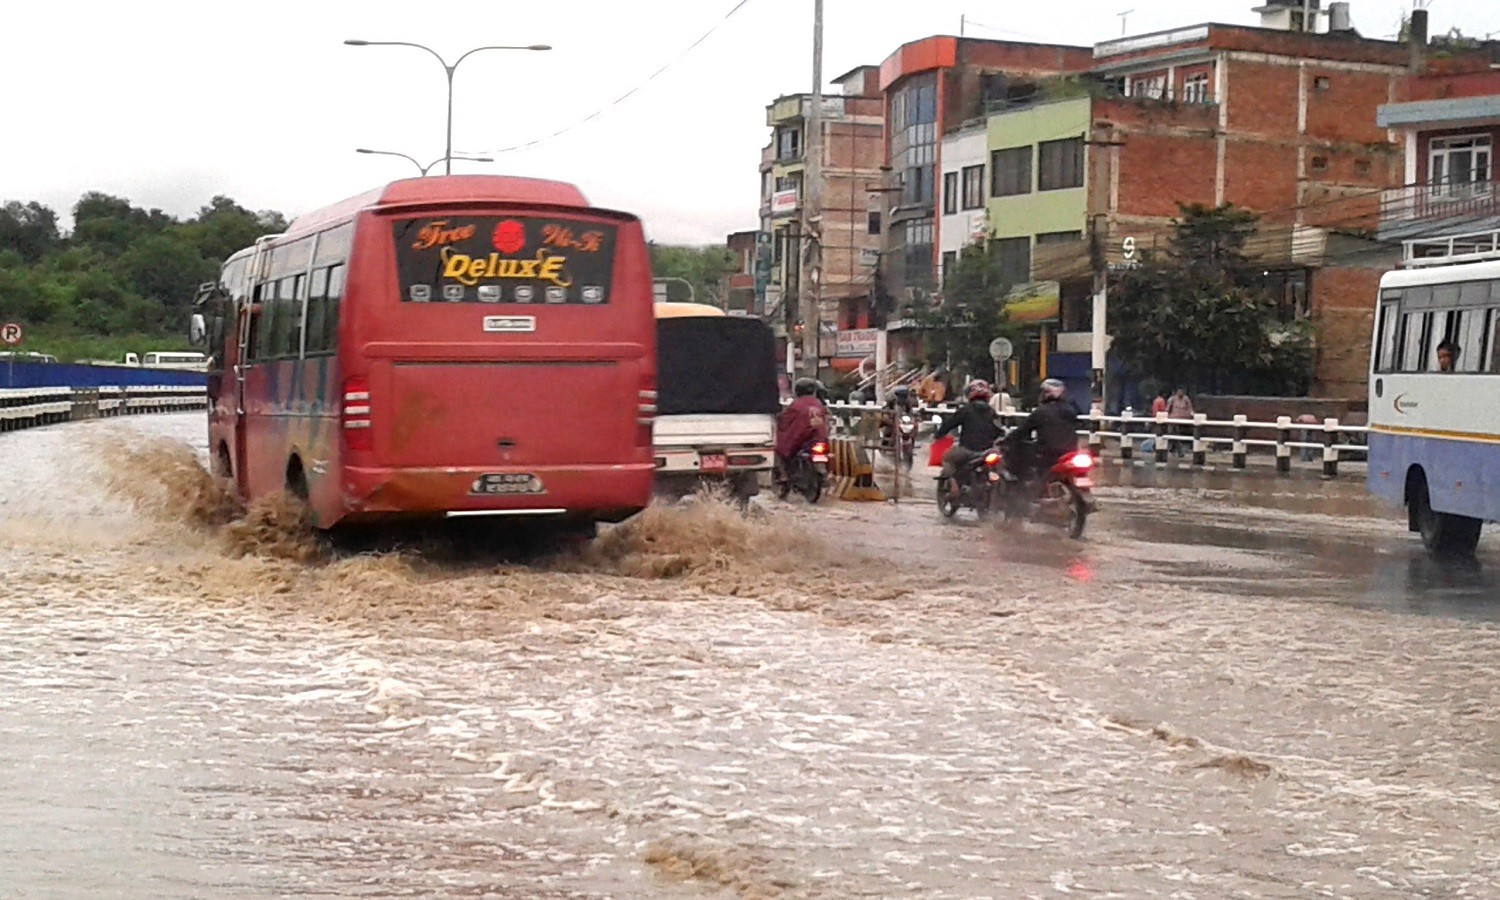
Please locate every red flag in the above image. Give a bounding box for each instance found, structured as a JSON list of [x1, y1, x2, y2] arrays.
[[927, 434, 954, 468]]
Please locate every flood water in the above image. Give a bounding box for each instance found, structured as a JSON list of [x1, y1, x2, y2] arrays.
[[2, 415, 1498, 897]]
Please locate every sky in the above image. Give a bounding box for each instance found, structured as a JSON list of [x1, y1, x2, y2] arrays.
[[4, 0, 1498, 246]]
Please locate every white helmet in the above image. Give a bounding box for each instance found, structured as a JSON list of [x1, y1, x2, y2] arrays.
[[1040, 378, 1067, 401]]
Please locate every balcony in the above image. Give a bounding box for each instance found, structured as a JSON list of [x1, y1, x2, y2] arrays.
[[1378, 181, 1500, 242]]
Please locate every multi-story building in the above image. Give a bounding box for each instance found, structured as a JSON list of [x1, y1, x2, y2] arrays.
[[721, 229, 760, 315], [757, 65, 885, 373], [928, 2, 1428, 403], [877, 36, 1093, 309]]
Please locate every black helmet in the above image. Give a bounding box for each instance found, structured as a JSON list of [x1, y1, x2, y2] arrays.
[[794, 377, 823, 397], [892, 386, 911, 401]]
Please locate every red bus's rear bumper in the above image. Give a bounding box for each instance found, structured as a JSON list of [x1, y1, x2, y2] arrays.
[[336, 463, 654, 526]]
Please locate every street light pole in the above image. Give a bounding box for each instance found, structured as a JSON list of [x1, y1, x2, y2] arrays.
[[344, 39, 550, 175], [355, 148, 494, 175], [799, 0, 825, 380]]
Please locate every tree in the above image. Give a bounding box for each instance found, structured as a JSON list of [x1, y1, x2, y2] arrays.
[[0, 201, 60, 263], [1110, 203, 1314, 395], [914, 242, 1022, 386], [648, 243, 735, 306]]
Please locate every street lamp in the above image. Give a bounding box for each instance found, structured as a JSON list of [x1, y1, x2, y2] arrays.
[[355, 148, 494, 176], [344, 39, 551, 175]]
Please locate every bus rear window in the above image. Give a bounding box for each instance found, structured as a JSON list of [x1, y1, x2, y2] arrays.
[[391, 216, 618, 305]]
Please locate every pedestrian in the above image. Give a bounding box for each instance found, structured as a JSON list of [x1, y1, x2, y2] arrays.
[[1166, 387, 1194, 458], [1296, 412, 1319, 462]]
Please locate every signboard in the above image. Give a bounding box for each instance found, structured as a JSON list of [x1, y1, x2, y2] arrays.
[[771, 189, 799, 216], [835, 328, 880, 358], [0, 322, 21, 345], [859, 248, 880, 267], [1003, 281, 1060, 325]]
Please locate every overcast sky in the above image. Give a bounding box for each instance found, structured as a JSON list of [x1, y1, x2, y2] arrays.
[[4, 0, 1496, 245]]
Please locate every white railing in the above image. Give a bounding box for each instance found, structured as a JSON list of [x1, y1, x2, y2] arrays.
[[0, 385, 207, 433], [814, 401, 1369, 477]]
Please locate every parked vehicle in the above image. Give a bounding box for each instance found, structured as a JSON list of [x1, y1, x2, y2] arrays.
[[998, 436, 1098, 539], [652, 301, 779, 505], [775, 439, 828, 503], [122, 351, 208, 371]]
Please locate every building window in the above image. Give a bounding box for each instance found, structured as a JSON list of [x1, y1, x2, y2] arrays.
[[1430, 134, 1493, 199], [1036, 230, 1083, 245], [961, 165, 985, 210], [991, 147, 1031, 197], [943, 171, 959, 215], [1310, 155, 1329, 174], [991, 237, 1031, 288], [1313, 75, 1331, 92], [1355, 158, 1372, 178], [1130, 74, 1166, 100], [1181, 74, 1209, 104], [1038, 137, 1084, 191], [941, 250, 958, 288], [776, 127, 801, 161]]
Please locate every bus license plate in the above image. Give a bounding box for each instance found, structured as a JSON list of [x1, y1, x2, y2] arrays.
[[470, 473, 545, 495], [699, 453, 727, 474]]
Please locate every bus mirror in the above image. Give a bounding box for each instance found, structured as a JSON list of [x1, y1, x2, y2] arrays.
[[189, 313, 207, 347]]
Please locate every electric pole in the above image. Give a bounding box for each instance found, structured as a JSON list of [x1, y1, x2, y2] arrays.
[[799, 0, 825, 380]]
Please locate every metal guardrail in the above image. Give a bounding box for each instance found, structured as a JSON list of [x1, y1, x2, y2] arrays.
[[0, 385, 206, 433], [816, 401, 1369, 478]]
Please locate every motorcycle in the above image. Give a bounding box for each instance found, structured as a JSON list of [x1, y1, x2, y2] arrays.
[[896, 412, 918, 470], [935, 443, 1003, 520], [998, 437, 1098, 538], [775, 440, 829, 503]]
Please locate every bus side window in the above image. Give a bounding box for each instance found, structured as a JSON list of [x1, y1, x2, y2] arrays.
[[1376, 301, 1401, 372], [1490, 309, 1500, 373], [251, 283, 274, 361], [1400, 311, 1428, 372], [323, 264, 346, 352], [306, 267, 330, 355], [289, 273, 307, 358]]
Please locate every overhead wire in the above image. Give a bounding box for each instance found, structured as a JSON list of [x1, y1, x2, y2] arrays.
[[474, 0, 755, 155]]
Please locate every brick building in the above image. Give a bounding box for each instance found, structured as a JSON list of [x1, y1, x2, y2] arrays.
[[987, 6, 1433, 402], [876, 36, 1093, 305], [757, 65, 885, 371]]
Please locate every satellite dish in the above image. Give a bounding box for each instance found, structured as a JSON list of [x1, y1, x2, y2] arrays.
[[988, 337, 1013, 362]]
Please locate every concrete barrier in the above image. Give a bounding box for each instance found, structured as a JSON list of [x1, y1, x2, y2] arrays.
[[0, 385, 206, 435]]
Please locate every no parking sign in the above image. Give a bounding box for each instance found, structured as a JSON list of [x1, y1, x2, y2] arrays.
[[0, 322, 21, 345]]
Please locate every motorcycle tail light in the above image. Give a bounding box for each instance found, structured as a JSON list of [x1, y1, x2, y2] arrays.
[[983, 452, 1001, 466], [1070, 452, 1094, 470], [810, 442, 827, 456]]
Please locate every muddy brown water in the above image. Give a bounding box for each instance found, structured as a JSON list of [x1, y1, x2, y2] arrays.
[[2, 416, 1497, 897]]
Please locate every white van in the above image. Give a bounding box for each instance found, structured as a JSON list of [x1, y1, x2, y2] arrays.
[[124, 351, 208, 371]]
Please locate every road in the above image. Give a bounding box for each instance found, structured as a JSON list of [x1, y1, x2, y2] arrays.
[[1, 414, 1497, 898]]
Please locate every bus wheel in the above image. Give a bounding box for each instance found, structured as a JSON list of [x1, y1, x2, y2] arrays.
[[1413, 476, 1482, 557], [286, 457, 310, 500]]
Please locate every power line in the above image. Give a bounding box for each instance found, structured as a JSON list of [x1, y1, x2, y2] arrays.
[[476, 0, 755, 155]]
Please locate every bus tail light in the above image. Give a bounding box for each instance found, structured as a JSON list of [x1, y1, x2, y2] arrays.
[[637, 387, 657, 445], [342, 377, 373, 452]]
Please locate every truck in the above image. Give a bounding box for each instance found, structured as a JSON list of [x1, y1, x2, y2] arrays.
[[652, 302, 780, 505]]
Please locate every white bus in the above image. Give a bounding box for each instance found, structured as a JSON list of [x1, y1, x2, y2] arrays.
[[1367, 230, 1500, 556]]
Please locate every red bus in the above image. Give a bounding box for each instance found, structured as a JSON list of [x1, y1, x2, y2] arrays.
[[191, 176, 657, 533]]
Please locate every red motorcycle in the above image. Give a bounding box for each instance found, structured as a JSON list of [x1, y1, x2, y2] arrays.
[[999, 438, 1098, 538]]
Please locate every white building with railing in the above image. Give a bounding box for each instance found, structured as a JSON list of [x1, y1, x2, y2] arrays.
[[1376, 77, 1500, 242]]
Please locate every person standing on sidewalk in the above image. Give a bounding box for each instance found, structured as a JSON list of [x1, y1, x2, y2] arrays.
[[1166, 388, 1194, 458]]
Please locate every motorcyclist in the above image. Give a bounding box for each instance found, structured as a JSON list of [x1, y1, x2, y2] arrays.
[[1008, 378, 1082, 482], [877, 385, 920, 461], [934, 380, 1004, 498], [776, 377, 830, 471]]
